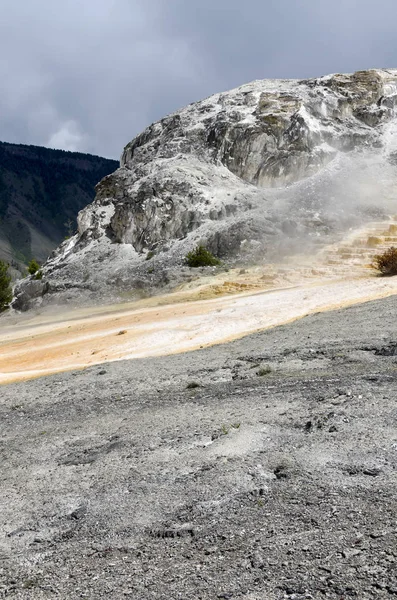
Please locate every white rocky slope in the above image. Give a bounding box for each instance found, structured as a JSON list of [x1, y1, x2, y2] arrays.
[[13, 69, 397, 309]]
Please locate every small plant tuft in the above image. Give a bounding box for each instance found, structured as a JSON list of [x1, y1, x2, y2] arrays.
[[22, 579, 38, 590], [373, 246, 397, 276], [34, 270, 43, 280], [146, 251, 155, 261], [220, 423, 240, 436], [185, 245, 221, 268], [257, 365, 272, 376]]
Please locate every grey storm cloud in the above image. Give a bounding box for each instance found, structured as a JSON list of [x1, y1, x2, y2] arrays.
[[0, 0, 396, 159]]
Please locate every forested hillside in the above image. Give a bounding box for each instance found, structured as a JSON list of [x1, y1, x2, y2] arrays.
[[0, 141, 118, 274]]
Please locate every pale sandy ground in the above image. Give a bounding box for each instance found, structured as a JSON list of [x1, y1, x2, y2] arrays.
[[2, 220, 397, 385], [1, 272, 397, 384]]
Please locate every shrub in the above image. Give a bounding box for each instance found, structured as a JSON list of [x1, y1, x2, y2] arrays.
[[34, 270, 43, 280], [185, 245, 221, 268], [373, 246, 397, 276], [257, 365, 272, 376], [0, 260, 12, 312], [28, 259, 40, 275]]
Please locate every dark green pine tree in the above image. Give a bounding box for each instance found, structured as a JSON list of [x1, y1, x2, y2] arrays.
[[0, 260, 12, 311]]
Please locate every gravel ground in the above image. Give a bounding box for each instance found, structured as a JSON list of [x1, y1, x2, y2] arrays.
[[1, 295, 397, 599]]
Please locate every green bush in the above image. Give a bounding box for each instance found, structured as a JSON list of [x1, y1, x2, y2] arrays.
[[28, 259, 40, 275], [185, 245, 221, 268], [257, 365, 272, 376], [0, 260, 12, 312], [373, 246, 397, 275]]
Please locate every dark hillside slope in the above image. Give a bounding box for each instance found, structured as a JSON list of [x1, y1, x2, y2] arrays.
[[0, 141, 118, 271]]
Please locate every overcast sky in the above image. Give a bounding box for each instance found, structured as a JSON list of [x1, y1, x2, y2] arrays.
[[0, 0, 396, 159]]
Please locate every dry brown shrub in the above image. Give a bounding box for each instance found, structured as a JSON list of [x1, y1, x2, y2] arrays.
[[373, 246, 397, 276]]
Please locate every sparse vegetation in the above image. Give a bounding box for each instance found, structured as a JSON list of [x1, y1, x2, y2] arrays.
[[34, 270, 43, 280], [220, 423, 241, 436], [185, 245, 221, 268], [146, 251, 155, 260], [22, 579, 39, 590], [28, 259, 40, 275], [257, 365, 272, 376], [373, 246, 397, 276], [0, 260, 12, 311]]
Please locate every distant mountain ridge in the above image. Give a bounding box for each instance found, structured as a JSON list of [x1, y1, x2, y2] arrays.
[[0, 141, 118, 272]]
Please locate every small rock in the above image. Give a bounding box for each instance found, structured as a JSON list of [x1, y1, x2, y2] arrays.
[[342, 548, 361, 559], [387, 585, 397, 594], [68, 505, 87, 520], [363, 468, 381, 477], [186, 381, 200, 389], [370, 530, 386, 539], [274, 465, 289, 480]]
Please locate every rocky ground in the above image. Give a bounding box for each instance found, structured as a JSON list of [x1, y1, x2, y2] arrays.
[[1, 294, 397, 598]]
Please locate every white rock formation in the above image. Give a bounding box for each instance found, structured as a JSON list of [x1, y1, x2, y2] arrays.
[[13, 69, 397, 309]]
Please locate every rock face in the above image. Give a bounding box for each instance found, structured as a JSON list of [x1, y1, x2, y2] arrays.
[[12, 69, 397, 309]]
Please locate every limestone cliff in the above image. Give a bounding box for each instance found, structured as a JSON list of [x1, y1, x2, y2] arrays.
[[13, 69, 397, 309]]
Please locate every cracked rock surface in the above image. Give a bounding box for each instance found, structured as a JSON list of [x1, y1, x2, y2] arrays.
[[1, 295, 397, 598]]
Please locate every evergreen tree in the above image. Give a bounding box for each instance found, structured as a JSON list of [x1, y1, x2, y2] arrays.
[[185, 245, 221, 267], [28, 259, 40, 275], [0, 260, 12, 311]]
